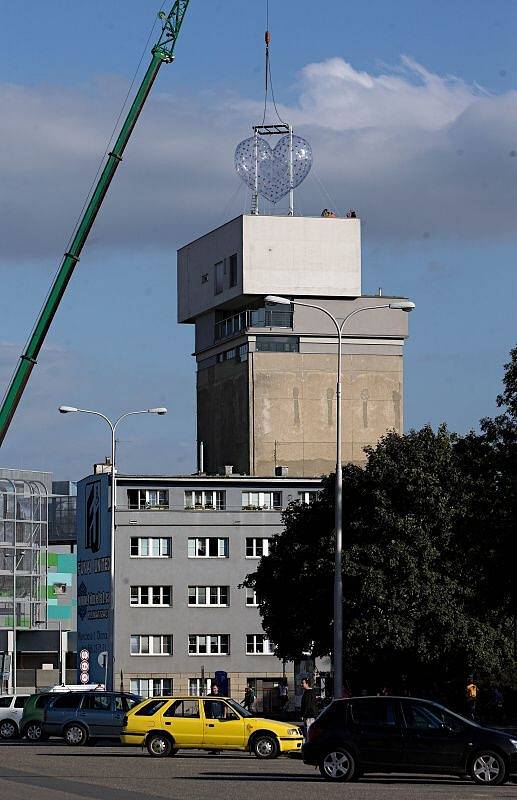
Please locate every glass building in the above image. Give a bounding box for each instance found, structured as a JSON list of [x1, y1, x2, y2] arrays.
[[0, 474, 49, 630]]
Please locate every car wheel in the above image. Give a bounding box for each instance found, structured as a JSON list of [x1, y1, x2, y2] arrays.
[[319, 748, 356, 782], [169, 747, 179, 756], [64, 724, 88, 747], [24, 722, 43, 742], [252, 734, 279, 759], [147, 733, 172, 758], [0, 720, 18, 740], [470, 750, 506, 786]]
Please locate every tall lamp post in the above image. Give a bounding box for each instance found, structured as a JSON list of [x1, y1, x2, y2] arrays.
[[265, 296, 415, 698], [58, 405, 167, 689]]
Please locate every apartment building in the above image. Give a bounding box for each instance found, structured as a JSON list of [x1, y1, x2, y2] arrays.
[[76, 472, 321, 707]]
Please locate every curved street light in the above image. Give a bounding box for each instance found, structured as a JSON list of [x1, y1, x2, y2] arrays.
[[58, 405, 167, 689], [265, 295, 415, 698]]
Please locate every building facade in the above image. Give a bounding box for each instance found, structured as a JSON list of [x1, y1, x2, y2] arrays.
[[76, 473, 322, 706], [178, 214, 411, 476], [0, 468, 77, 693]]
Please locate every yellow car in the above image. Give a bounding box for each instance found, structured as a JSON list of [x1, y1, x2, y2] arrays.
[[121, 695, 304, 758]]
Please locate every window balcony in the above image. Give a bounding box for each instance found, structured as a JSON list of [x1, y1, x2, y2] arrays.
[[214, 307, 293, 342]]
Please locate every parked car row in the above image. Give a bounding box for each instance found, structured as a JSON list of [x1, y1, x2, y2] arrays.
[[1, 691, 517, 786]]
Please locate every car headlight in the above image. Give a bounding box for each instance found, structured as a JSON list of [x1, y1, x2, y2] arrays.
[[287, 728, 301, 736], [509, 738, 517, 749]]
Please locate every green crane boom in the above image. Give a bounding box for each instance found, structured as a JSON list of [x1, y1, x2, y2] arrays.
[[0, 1, 190, 447]]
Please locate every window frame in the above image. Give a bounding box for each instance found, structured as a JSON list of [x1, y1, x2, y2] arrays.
[[188, 677, 212, 696], [188, 634, 230, 656], [127, 489, 169, 510], [130, 634, 173, 656], [184, 490, 226, 511], [130, 682, 173, 701], [130, 537, 172, 558], [229, 253, 238, 288], [129, 585, 172, 607], [246, 634, 274, 655], [245, 588, 258, 607], [241, 491, 282, 511], [188, 586, 229, 607], [245, 538, 270, 558], [187, 537, 229, 559]]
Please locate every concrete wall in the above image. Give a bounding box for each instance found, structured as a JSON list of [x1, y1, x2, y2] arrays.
[[178, 215, 361, 323], [197, 359, 250, 475], [194, 294, 408, 476], [251, 350, 403, 476]]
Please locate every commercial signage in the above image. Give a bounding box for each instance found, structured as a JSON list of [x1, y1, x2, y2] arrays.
[[76, 474, 112, 687]]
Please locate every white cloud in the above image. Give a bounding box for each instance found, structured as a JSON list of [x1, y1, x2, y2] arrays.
[[1, 56, 517, 263]]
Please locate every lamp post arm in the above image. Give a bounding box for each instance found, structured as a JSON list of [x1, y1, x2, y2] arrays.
[[287, 298, 343, 698], [339, 304, 390, 334]]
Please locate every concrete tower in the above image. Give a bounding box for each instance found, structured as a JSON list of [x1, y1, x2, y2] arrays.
[[178, 214, 410, 477]]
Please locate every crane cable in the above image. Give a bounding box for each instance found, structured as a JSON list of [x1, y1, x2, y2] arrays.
[[14, 3, 167, 361], [261, 0, 286, 126]]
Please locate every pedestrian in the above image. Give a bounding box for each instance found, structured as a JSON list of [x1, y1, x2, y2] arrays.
[[300, 677, 317, 736], [279, 681, 289, 713], [466, 675, 478, 720], [206, 683, 224, 753], [242, 685, 255, 712]]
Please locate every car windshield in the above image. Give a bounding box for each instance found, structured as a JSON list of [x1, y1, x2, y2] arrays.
[[226, 699, 253, 718], [430, 702, 481, 730]]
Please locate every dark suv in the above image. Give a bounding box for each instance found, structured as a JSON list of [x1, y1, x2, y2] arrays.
[[42, 691, 140, 745], [302, 695, 517, 786]]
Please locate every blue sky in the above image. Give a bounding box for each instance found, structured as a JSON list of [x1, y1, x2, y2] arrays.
[[1, 0, 516, 479]]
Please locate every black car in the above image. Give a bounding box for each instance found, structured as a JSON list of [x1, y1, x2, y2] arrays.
[[42, 691, 141, 745], [302, 695, 517, 786]]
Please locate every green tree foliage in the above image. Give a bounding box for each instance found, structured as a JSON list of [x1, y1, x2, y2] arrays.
[[244, 347, 517, 689]]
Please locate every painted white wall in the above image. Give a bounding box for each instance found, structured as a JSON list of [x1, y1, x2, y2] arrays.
[[177, 215, 361, 323]]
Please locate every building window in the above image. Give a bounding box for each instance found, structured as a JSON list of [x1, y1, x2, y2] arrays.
[[127, 489, 169, 510], [298, 491, 320, 505], [214, 260, 224, 295], [189, 634, 230, 656], [255, 335, 299, 353], [229, 254, 238, 288], [249, 306, 293, 329], [245, 588, 258, 606], [246, 634, 274, 655], [187, 538, 229, 558], [189, 677, 212, 696], [242, 491, 282, 511], [129, 678, 173, 698], [130, 586, 172, 607], [214, 310, 247, 341], [130, 537, 172, 558], [245, 538, 270, 558], [188, 586, 229, 607], [225, 348, 236, 361], [130, 635, 173, 656], [238, 344, 248, 362], [184, 490, 226, 510]]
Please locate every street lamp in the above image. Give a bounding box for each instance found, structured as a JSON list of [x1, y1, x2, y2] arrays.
[[265, 295, 414, 698], [58, 405, 167, 689]]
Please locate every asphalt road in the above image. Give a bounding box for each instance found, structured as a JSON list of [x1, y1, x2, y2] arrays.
[[1, 742, 517, 800]]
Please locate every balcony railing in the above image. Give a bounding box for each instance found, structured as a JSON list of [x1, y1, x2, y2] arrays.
[[215, 308, 293, 342]]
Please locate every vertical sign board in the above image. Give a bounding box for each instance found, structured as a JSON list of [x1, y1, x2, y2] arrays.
[[76, 474, 112, 687]]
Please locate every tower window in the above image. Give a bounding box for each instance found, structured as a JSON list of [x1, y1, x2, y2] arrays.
[[229, 254, 238, 288], [255, 336, 299, 353], [214, 261, 224, 295]]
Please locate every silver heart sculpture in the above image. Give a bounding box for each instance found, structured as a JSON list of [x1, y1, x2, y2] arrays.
[[234, 134, 313, 204]]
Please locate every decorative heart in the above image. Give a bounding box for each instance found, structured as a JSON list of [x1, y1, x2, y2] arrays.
[[234, 134, 313, 204]]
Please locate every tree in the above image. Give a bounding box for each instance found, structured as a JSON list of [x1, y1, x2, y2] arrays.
[[244, 348, 517, 690]]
